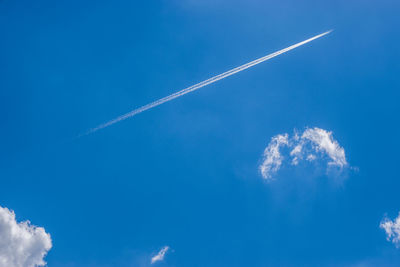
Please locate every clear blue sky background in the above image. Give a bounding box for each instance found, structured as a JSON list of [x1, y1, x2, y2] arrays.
[[1, 0, 400, 266]]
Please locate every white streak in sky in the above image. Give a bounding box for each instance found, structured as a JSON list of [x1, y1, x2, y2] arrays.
[[83, 30, 332, 136], [151, 246, 170, 264]]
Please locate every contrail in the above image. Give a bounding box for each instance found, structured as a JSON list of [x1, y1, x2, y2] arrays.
[[82, 30, 332, 136]]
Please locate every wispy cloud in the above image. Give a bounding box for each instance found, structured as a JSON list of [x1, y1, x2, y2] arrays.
[[291, 128, 347, 168], [380, 212, 400, 247], [151, 246, 170, 264], [0, 205, 52, 267], [259, 127, 348, 180], [259, 134, 289, 179], [82, 31, 332, 136]]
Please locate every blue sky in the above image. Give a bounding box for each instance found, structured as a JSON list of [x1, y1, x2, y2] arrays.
[[1, 0, 400, 266]]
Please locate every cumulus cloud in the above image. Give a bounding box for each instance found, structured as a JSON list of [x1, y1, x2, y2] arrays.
[[301, 128, 347, 167], [259, 134, 289, 179], [259, 127, 348, 179], [0, 205, 52, 267], [151, 246, 170, 264], [380, 212, 400, 247]]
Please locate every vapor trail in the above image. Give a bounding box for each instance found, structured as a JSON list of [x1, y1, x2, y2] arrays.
[[83, 30, 332, 136]]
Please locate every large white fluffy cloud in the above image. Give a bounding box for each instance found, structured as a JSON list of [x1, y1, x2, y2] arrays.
[[259, 127, 348, 179], [0, 205, 52, 267], [151, 246, 170, 264], [380, 212, 400, 247]]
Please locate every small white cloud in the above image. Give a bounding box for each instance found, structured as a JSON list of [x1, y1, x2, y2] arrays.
[[301, 128, 347, 167], [259, 127, 348, 179], [259, 134, 289, 179], [151, 246, 170, 264], [290, 143, 303, 166], [306, 154, 316, 161], [380, 212, 400, 247], [0, 205, 52, 267]]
